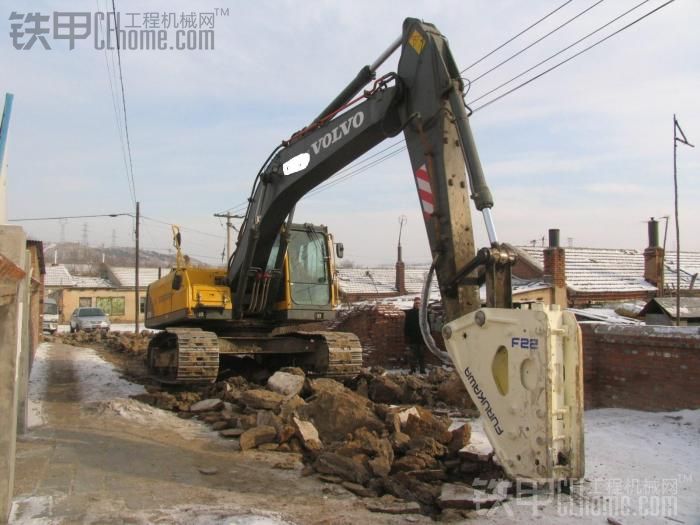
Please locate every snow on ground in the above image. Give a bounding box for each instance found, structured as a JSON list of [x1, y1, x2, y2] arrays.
[[30, 343, 217, 440], [54, 323, 156, 334], [79, 503, 297, 525], [29, 342, 145, 416], [9, 495, 64, 525], [27, 341, 700, 523], [582, 408, 700, 524], [85, 398, 217, 441]]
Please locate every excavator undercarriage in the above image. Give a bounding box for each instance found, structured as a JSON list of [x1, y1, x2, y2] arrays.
[[146, 327, 363, 384]]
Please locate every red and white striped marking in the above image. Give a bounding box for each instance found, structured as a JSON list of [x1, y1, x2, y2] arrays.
[[414, 164, 434, 219]]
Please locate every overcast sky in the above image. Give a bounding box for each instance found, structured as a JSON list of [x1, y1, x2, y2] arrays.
[[2, 0, 698, 266]]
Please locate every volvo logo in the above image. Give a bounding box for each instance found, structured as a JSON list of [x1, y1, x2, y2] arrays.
[[310, 110, 365, 155]]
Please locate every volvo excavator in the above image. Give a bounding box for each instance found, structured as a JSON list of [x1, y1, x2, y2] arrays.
[[145, 18, 584, 483]]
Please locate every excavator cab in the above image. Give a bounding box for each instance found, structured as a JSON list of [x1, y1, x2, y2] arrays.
[[268, 223, 341, 322]]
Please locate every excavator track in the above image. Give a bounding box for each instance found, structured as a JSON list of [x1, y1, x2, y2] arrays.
[[147, 327, 219, 384], [302, 331, 363, 379]]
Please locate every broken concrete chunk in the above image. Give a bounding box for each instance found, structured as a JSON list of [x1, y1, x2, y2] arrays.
[[397, 407, 420, 427], [392, 455, 428, 473], [436, 371, 475, 409], [403, 410, 452, 445], [293, 417, 322, 451], [368, 376, 404, 404], [318, 474, 344, 484], [308, 378, 348, 395], [298, 390, 383, 443], [438, 483, 506, 510], [458, 439, 493, 463], [189, 398, 224, 413], [313, 452, 370, 485], [386, 471, 440, 506], [267, 371, 305, 397], [235, 413, 257, 429], [256, 410, 283, 432], [390, 431, 411, 453], [211, 420, 230, 431], [448, 423, 471, 455], [342, 481, 378, 498], [240, 389, 286, 411], [239, 425, 278, 450], [368, 456, 391, 477], [366, 496, 422, 515], [279, 395, 306, 422], [408, 435, 448, 458], [219, 428, 245, 438]]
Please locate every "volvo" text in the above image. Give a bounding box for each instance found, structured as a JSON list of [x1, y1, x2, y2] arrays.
[[310, 111, 365, 155]]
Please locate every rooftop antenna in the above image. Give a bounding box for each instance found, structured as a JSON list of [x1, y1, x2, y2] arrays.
[[673, 115, 693, 326], [397, 215, 407, 263], [59, 218, 67, 242]]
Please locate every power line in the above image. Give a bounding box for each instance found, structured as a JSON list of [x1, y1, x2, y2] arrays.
[[9, 212, 132, 221], [305, 144, 407, 199], [140, 215, 226, 239], [96, 0, 132, 204], [219, 139, 409, 215], [461, 0, 575, 73], [468, 0, 652, 106], [471, 0, 677, 113], [466, 0, 607, 84], [111, 0, 137, 206], [224, 0, 675, 216]]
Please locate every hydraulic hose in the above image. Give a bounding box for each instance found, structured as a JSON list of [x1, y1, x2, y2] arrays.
[[419, 257, 453, 365]]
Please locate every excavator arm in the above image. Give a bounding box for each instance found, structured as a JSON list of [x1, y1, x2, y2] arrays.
[[227, 18, 584, 483]]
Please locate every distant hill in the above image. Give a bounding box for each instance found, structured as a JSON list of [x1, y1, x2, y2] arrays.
[[43, 242, 209, 272]]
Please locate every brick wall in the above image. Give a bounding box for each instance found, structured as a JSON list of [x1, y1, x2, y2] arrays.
[[333, 304, 443, 369], [334, 308, 700, 412], [581, 323, 700, 411]]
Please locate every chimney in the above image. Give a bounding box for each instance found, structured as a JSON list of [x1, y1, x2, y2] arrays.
[[543, 228, 567, 307], [395, 245, 406, 295], [644, 218, 664, 293]]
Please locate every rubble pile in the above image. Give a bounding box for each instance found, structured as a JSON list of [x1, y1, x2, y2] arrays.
[[58, 330, 153, 356], [135, 368, 501, 515], [352, 367, 477, 413]]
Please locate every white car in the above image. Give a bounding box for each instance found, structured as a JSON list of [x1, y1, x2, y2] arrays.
[[69, 307, 111, 333]]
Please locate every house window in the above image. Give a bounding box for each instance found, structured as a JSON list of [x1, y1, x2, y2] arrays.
[[79, 297, 92, 307], [96, 296, 126, 316]]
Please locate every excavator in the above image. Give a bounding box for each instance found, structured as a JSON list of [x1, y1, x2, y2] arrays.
[[145, 18, 584, 483]]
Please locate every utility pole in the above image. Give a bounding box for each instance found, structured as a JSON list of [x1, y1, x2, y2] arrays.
[[135, 201, 140, 334], [213, 212, 243, 262], [673, 115, 693, 326]]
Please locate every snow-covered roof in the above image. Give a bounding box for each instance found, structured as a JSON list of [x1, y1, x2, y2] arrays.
[[518, 247, 658, 293], [45, 264, 113, 288], [337, 267, 439, 295], [338, 267, 550, 303], [74, 276, 114, 288], [568, 307, 642, 325], [45, 265, 76, 287], [641, 297, 700, 320], [108, 266, 171, 288]]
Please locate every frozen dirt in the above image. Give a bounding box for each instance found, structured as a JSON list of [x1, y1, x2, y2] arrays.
[[11, 342, 700, 524]]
